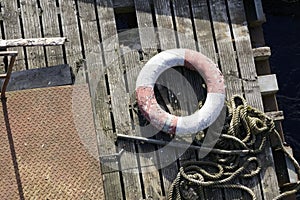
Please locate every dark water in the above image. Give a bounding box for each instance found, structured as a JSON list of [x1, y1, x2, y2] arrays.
[[262, 1, 300, 162]]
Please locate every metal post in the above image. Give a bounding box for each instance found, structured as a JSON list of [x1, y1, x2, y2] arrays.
[[0, 51, 18, 99]]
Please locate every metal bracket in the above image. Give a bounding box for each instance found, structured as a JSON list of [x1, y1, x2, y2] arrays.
[[99, 148, 125, 163]]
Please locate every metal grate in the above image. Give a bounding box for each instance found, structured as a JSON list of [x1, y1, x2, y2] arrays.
[[0, 85, 104, 199]]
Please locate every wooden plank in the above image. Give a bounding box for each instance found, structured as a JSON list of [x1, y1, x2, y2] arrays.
[[253, 46, 271, 61], [95, 0, 124, 199], [19, 0, 46, 69], [170, 0, 207, 197], [0, 64, 72, 91], [190, 1, 224, 199], [227, 0, 265, 199], [144, 2, 181, 195], [190, 0, 218, 62], [209, 0, 243, 99], [120, 50, 143, 199], [39, 0, 64, 66], [71, 1, 123, 199], [123, 50, 155, 199], [208, 0, 244, 199], [258, 74, 279, 95], [91, 70, 122, 199], [156, 1, 206, 198], [107, 57, 141, 199], [0, 25, 2, 41], [133, 1, 164, 198], [154, 0, 205, 196], [152, 0, 177, 119], [285, 146, 298, 183], [0, 37, 66, 47], [76, 0, 101, 86], [228, 0, 264, 110], [134, 0, 157, 51], [97, 0, 141, 199], [77, 0, 100, 68], [172, 0, 199, 116], [97, 0, 128, 133], [59, 0, 83, 76], [108, 56, 142, 199], [255, 60, 272, 76], [128, 43, 167, 200], [1, 0, 26, 71], [265, 111, 284, 121], [271, 149, 290, 187], [155, 79, 180, 198], [189, 0, 218, 106], [172, 0, 196, 50], [227, 0, 280, 199], [153, 0, 177, 50]]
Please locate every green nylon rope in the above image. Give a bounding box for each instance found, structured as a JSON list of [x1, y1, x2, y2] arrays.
[[167, 95, 300, 200]]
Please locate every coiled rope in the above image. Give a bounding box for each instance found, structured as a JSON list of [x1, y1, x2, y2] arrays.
[[168, 95, 300, 200]]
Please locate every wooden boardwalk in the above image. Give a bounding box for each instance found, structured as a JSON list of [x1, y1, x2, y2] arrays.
[[0, 0, 293, 199]]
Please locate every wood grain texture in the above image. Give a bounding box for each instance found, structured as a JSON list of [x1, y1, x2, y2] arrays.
[[134, 0, 157, 50], [172, 0, 196, 50], [154, 0, 202, 196], [19, 0, 46, 68], [265, 111, 284, 121], [95, 0, 125, 199], [227, 1, 280, 199], [107, 55, 141, 200], [1, 0, 26, 71], [153, 0, 177, 50], [119, 52, 144, 200], [0, 38, 65, 48], [59, 0, 83, 75], [39, 0, 64, 66], [227, 0, 263, 110], [172, 1, 208, 198], [208, 0, 245, 199], [77, 0, 101, 86], [99, 0, 147, 198], [253, 46, 271, 61], [109, 56, 142, 199], [189, 1, 223, 198], [190, 0, 218, 62], [209, 0, 243, 99], [134, 1, 163, 198]]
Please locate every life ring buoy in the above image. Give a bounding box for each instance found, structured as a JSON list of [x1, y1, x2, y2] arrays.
[[136, 49, 225, 135]]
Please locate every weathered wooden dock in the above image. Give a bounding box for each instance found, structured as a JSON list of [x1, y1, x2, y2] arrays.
[[0, 0, 298, 199]]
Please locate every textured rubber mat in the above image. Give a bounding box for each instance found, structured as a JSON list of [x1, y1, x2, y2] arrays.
[[0, 85, 104, 199]]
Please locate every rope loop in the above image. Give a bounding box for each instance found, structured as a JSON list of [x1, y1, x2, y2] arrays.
[[168, 95, 300, 200]]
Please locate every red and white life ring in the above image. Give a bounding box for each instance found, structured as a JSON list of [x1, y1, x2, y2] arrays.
[[135, 49, 225, 135]]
